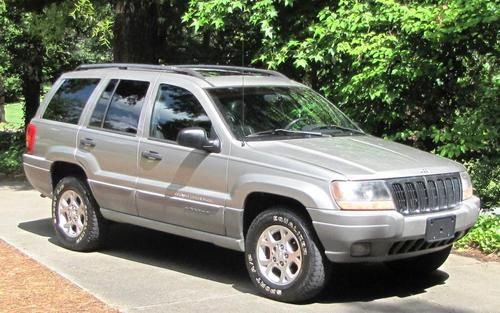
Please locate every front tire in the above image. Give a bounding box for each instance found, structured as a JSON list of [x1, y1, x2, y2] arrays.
[[245, 207, 330, 303], [385, 245, 452, 275], [52, 176, 106, 251]]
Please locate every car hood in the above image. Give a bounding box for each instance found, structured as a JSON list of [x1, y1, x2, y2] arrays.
[[246, 135, 464, 179]]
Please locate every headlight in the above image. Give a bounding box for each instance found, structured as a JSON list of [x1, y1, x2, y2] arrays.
[[460, 171, 473, 200], [330, 180, 395, 210]]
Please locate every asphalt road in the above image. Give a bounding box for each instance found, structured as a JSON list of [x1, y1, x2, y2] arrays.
[[1, 179, 498, 313]]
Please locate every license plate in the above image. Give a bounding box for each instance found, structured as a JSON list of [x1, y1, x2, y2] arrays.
[[425, 215, 456, 242]]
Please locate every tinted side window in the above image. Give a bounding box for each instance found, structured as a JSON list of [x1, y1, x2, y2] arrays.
[[43, 78, 100, 124], [102, 80, 149, 134], [150, 85, 212, 141], [89, 79, 118, 127]]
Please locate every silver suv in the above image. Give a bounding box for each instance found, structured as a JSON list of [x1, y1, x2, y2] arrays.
[[23, 64, 480, 302]]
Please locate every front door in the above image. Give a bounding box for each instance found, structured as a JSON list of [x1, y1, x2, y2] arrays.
[[136, 82, 228, 234]]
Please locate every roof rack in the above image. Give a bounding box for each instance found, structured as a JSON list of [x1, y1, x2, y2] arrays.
[[75, 63, 288, 80], [175, 65, 288, 79], [75, 63, 206, 79]]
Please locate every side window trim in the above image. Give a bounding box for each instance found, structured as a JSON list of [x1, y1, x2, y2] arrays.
[[98, 79, 120, 129], [87, 78, 119, 129], [83, 124, 137, 137]]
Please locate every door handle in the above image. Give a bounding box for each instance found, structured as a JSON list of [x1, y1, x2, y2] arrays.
[[80, 138, 96, 148], [141, 150, 162, 161]]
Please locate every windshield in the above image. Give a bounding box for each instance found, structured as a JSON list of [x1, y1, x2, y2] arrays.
[[208, 86, 364, 140]]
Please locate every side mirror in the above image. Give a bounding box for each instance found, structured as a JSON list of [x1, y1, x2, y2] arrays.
[[176, 127, 220, 153]]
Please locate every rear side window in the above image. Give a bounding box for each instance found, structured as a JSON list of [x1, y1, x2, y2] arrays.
[[43, 78, 100, 124], [90, 79, 149, 134]]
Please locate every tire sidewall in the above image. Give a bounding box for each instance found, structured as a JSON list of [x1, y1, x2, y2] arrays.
[[245, 209, 314, 301], [52, 177, 93, 250]]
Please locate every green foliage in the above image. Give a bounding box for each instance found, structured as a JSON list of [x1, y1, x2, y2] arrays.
[[0, 0, 113, 107], [29, 1, 113, 80], [0, 0, 20, 100], [0, 130, 24, 174], [465, 157, 500, 210], [456, 213, 500, 255], [70, 0, 114, 48]]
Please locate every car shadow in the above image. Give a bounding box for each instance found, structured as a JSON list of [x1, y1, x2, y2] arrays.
[[318, 263, 448, 303], [18, 218, 449, 303], [18, 218, 54, 238]]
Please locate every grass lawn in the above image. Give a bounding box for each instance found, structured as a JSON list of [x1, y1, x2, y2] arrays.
[[0, 102, 24, 174], [0, 102, 23, 130]]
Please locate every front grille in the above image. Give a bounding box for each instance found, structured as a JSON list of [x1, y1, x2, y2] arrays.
[[389, 173, 462, 215], [388, 228, 470, 255]]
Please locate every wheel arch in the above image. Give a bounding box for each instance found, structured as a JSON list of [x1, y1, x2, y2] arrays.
[[228, 175, 333, 237], [242, 192, 313, 238], [51, 161, 88, 190]]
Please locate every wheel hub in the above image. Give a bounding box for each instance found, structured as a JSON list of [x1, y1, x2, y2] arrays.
[[57, 190, 86, 238], [256, 225, 303, 286]]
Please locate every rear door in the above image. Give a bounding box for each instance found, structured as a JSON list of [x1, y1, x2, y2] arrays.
[[27, 77, 101, 196], [76, 76, 153, 215], [136, 80, 228, 235]]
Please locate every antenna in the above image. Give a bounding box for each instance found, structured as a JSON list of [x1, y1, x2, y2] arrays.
[[240, 31, 246, 147]]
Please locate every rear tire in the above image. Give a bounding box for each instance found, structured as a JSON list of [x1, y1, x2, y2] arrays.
[[385, 245, 452, 275], [52, 176, 106, 251], [245, 207, 330, 303]]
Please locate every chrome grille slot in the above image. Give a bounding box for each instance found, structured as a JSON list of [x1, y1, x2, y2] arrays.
[[405, 182, 418, 213], [392, 183, 407, 213], [415, 181, 428, 212], [428, 180, 438, 209], [437, 179, 446, 209], [444, 178, 455, 206], [389, 173, 462, 215]]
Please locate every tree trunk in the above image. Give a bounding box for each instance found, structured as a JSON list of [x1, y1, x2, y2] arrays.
[[21, 40, 43, 128], [23, 69, 41, 127], [0, 81, 5, 123], [113, 0, 159, 63]]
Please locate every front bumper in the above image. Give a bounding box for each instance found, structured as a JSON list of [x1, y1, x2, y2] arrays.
[[307, 196, 480, 263]]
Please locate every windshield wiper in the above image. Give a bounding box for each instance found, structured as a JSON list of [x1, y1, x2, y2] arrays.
[[307, 124, 364, 135], [246, 129, 324, 138]]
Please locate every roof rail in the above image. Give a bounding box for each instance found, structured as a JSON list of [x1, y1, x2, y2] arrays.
[[75, 63, 206, 79], [175, 65, 288, 79], [75, 63, 288, 80]]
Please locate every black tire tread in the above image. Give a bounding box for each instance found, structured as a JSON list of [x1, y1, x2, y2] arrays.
[[52, 176, 106, 251], [246, 207, 330, 303]]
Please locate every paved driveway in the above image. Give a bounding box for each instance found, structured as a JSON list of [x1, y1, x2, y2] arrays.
[[0, 179, 498, 313]]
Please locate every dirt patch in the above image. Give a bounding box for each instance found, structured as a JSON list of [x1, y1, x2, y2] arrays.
[[0, 240, 118, 313], [453, 248, 500, 262]]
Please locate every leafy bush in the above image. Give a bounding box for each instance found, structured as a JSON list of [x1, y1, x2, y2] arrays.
[[456, 213, 500, 255], [465, 157, 500, 209], [0, 131, 24, 174]]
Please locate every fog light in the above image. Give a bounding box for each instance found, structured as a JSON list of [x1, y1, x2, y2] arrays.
[[351, 243, 371, 257]]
